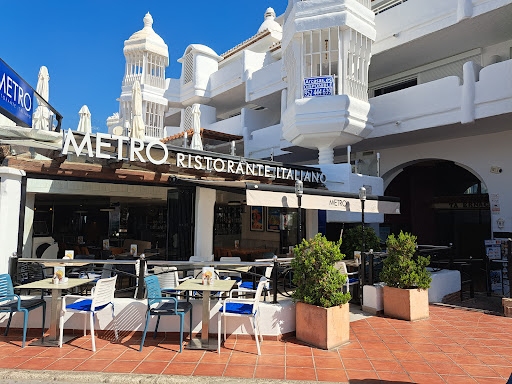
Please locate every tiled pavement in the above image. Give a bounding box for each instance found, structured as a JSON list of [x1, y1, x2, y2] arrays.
[[0, 306, 511, 383]]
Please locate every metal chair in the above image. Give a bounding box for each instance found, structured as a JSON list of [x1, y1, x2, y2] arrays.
[[0, 274, 46, 348], [139, 275, 193, 353], [219, 257, 242, 280], [59, 276, 118, 351], [217, 277, 267, 355]]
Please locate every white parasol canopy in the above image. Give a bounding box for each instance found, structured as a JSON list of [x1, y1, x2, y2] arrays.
[[190, 103, 203, 150], [130, 80, 145, 140], [32, 66, 51, 130], [77, 105, 92, 133]]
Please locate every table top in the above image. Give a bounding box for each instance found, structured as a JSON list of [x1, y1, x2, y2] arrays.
[[176, 279, 235, 292], [16, 278, 93, 290], [117, 252, 158, 258]]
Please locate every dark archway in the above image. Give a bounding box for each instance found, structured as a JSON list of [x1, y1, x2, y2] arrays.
[[383, 160, 491, 290]]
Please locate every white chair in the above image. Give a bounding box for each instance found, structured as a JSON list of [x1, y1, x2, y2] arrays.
[[237, 265, 273, 301], [59, 276, 118, 351], [134, 258, 152, 298], [217, 277, 267, 355], [336, 262, 359, 294], [153, 266, 191, 297], [219, 257, 242, 280]]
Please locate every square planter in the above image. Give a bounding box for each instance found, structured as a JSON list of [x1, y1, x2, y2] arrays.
[[296, 301, 349, 350], [383, 286, 429, 321]]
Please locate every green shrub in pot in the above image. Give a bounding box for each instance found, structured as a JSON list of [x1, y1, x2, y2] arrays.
[[380, 231, 432, 289], [292, 233, 351, 308], [340, 225, 382, 258]]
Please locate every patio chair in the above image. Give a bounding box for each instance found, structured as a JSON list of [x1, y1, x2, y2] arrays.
[[219, 257, 242, 280], [0, 274, 46, 348], [153, 266, 191, 298], [336, 262, 359, 294], [237, 266, 273, 301], [139, 275, 193, 353], [59, 275, 118, 351], [217, 276, 267, 355]]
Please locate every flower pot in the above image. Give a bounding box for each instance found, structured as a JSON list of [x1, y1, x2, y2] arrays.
[[296, 301, 349, 350], [383, 286, 429, 321]]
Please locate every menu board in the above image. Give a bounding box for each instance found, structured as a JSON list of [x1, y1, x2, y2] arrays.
[[485, 240, 502, 260]]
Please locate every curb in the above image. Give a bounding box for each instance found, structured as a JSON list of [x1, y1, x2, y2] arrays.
[[0, 369, 327, 384]]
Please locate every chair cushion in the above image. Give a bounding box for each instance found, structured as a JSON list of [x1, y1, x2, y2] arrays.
[[240, 281, 269, 290], [348, 278, 359, 284], [150, 301, 193, 315], [0, 299, 45, 311], [66, 299, 109, 312], [221, 303, 253, 315]]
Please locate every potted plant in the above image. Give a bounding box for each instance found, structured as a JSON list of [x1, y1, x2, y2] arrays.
[[380, 231, 432, 321], [291, 234, 351, 349]]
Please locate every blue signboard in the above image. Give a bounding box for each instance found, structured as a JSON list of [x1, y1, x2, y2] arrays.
[[0, 59, 34, 127], [303, 76, 334, 97]]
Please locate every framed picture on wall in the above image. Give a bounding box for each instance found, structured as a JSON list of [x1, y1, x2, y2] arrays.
[[250, 206, 264, 231], [267, 207, 281, 232]]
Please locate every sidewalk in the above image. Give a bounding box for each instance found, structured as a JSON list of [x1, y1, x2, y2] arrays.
[[0, 305, 510, 383]]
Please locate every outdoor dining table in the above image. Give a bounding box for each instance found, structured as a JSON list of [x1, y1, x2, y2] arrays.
[[175, 278, 235, 350], [15, 278, 93, 347]]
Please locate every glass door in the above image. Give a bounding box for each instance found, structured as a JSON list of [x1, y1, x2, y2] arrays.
[[167, 188, 195, 260]]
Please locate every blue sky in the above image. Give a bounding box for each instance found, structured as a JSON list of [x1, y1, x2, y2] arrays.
[[1, 1, 287, 133]]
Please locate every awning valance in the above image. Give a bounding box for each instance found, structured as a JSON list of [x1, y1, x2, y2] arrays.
[[169, 177, 400, 214]]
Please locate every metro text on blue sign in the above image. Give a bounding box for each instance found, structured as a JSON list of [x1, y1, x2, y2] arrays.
[[0, 59, 34, 127], [303, 76, 334, 97]]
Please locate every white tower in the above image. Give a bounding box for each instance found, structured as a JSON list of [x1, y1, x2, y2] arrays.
[[281, 0, 376, 164], [120, 13, 169, 139]]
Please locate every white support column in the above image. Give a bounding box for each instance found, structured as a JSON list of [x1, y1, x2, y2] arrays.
[[194, 187, 216, 260], [23, 193, 35, 259], [305, 209, 319, 240], [0, 168, 25, 274]]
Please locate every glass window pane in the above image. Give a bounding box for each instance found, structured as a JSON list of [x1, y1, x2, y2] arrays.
[[305, 55, 312, 77], [321, 29, 330, 52], [312, 54, 320, 77], [330, 28, 339, 51], [312, 30, 320, 53], [304, 32, 311, 54], [331, 56, 339, 77]]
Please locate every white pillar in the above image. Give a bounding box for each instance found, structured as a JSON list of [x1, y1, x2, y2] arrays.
[[305, 209, 319, 240], [0, 167, 25, 274], [318, 147, 334, 165], [194, 187, 216, 260], [23, 193, 35, 259]]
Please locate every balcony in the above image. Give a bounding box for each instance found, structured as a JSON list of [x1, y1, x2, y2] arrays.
[[369, 59, 512, 138]]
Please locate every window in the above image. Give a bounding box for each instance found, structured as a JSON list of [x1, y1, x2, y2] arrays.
[[302, 27, 339, 94], [183, 53, 194, 84], [373, 78, 417, 97]]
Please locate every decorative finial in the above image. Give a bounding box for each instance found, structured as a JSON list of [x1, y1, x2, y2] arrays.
[[264, 7, 276, 19], [143, 12, 153, 28]]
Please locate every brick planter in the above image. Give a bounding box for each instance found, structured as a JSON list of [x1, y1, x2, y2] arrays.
[[296, 301, 349, 350], [383, 286, 429, 321]]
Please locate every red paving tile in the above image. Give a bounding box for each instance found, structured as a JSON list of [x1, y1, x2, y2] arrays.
[[0, 305, 511, 383], [193, 363, 226, 376], [316, 368, 348, 382], [254, 365, 285, 379], [223, 364, 254, 378], [286, 367, 317, 381]]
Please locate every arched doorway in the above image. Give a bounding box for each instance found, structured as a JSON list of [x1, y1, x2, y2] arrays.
[[383, 160, 491, 289]]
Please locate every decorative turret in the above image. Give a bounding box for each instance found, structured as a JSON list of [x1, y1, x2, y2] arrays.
[[281, 0, 376, 164], [118, 13, 169, 139], [123, 12, 169, 89]]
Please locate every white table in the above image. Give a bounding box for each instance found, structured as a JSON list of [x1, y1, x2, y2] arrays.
[[16, 278, 93, 347], [175, 279, 235, 350]]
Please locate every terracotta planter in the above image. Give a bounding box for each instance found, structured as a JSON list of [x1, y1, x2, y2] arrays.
[[296, 301, 349, 350], [383, 286, 429, 321]]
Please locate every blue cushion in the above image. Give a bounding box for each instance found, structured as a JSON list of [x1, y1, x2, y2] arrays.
[[66, 299, 109, 312], [221, 303, 253, 315], [348, 278, 359, 284]]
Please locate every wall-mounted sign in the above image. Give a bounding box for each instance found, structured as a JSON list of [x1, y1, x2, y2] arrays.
[[303, 76, 334, 97], [0, 59, 34, 127], [61, 130, 326, 184]]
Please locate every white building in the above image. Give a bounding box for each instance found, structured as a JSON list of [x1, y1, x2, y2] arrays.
[[105, 0, 512, 260]]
